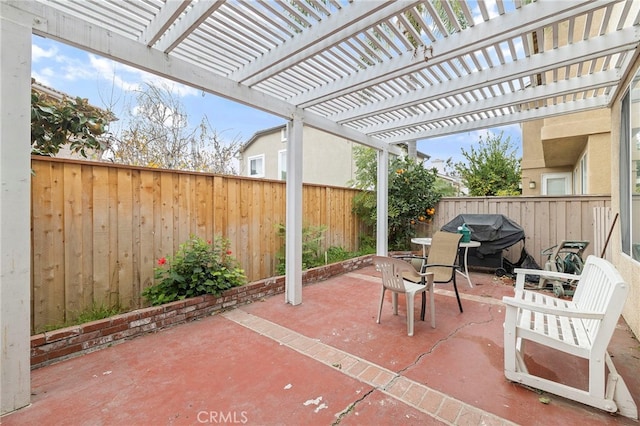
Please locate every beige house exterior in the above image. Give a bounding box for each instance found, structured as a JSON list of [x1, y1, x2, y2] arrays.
[[239, 125, 429, 187], [521, 109, 612, 195], [522, 63, 640, 338], [239, 125, 357, 187], [611, 57, 640, 339], [521, 9, 617, 197]]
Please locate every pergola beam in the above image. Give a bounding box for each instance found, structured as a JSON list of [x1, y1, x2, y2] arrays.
[[363, 69, 620, 135], [6, 1, 392, 153], [153, 0, 224, 53], [291, 0, 620, 108], [139, 0, 192, 47], [331, 28, 637, 124], [230, 1, 420, 86], [384, 96, 608, 143]]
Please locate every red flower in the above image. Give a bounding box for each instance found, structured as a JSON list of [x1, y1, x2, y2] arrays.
[[226, 250, 232, 255], [207, 240, 212, 244], [157, 257, 166, 266]]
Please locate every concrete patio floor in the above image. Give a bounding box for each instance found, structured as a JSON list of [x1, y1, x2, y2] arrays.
[[2, 265, 639, 425]]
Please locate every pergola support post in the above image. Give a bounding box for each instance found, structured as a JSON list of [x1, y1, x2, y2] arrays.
[[0, 6, 33, 415], [285, 115, 303, 305], [376, 149, 389, 256]]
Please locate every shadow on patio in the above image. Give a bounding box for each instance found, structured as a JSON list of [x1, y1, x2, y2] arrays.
[[3, 265, 639, 425]]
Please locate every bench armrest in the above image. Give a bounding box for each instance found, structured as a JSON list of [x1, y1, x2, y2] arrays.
[[513, 267, 581, 291], [502, 294, 604, 320]]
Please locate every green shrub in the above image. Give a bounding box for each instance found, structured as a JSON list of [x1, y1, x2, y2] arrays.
[[275, 223, 374, 274], [35, 303, 123, 334], [142, 235, 246, 306], [275, 223, 327, 275]]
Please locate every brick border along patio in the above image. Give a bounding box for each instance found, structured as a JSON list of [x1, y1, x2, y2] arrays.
[[30, 255, 373, 369]]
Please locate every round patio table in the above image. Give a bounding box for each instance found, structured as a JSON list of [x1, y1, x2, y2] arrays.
[[411, 237, 481, 288]]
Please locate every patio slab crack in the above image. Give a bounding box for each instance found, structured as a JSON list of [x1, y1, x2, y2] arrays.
[[396, 304, 500, 377], [222, 308, 516, 426]]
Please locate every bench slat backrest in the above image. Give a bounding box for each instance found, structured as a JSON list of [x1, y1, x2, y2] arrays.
[[572, 256, 629, 348]]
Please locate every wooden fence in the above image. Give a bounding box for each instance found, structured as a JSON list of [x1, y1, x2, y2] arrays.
[[30, 156, 613, 332], [31, 157, 368, 331], [431, 195, 613, 267]]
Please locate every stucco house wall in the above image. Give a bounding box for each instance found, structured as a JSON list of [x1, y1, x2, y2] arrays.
[[521, 109, 611, 195], [239, 125, 358, 187], [611, 56, 640, 338]]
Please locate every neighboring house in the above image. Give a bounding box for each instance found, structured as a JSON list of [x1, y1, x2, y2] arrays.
[[521, 109, 612, 196], [239, 125, 429, 187], [31, 79, 114, 161]]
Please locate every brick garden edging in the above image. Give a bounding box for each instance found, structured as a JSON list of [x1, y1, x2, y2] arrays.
[[30, 254, 373, 369]]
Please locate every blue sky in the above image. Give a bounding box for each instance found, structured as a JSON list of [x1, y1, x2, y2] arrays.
[[31, 35, 521, 166]]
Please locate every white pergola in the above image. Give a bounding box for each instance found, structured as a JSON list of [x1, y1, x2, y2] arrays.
[[2, 0, 639, 414]]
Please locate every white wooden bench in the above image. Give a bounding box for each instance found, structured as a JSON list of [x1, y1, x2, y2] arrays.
[[503, 255, 637, 419]]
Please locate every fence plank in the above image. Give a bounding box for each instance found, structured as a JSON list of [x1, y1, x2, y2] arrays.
[[32, 162, 65, 329], [117, 169, 134, 308], [138, 170, 155, 298], [63, 163, 84, 319], [91, 166, 110, 306]]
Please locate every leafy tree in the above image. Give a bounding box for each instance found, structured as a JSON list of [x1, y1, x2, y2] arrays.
[[31, 87, 112, 157], [351, 146, 442, 250], [105, 83, 241, 174], [433, 177, 458, 197], [454, 132, 521, 196]]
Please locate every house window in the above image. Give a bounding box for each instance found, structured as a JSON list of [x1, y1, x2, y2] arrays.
[[278, 149, 287, 180], [248, 155, 264, 178], [541, 172, 572, 195], [621, 69, 640, 262], [281, 126, 287, 142]]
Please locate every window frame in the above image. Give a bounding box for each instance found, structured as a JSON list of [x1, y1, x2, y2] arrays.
[[541, 172, 572, 195], [247, 154, 265, 178], [621, 70, 640, 262], [278, 149, 287, 180]]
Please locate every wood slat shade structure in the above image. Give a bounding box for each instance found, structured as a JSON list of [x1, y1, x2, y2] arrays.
[[2, 0, 640, 414], [8, 0, 639, 145]]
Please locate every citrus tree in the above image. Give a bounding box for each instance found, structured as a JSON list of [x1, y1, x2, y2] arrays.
[[351, 146, 442, 250], [31, 88, 112, 157]]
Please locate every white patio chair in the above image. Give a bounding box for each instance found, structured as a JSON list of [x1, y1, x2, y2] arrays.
[[372, 256, 434, 336]]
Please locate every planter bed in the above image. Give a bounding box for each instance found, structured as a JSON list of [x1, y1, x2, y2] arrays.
[[30, 255, 373, 368]]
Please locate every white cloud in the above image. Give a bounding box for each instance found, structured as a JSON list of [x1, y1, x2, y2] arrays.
[[31, 67, 55, 86], [31, 39, 199, 101], [87, 54, 198, 97], [32, 44, 57, 62]]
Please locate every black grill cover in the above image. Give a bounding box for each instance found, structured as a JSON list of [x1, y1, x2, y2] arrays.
[[441, 214, 524, 256]]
